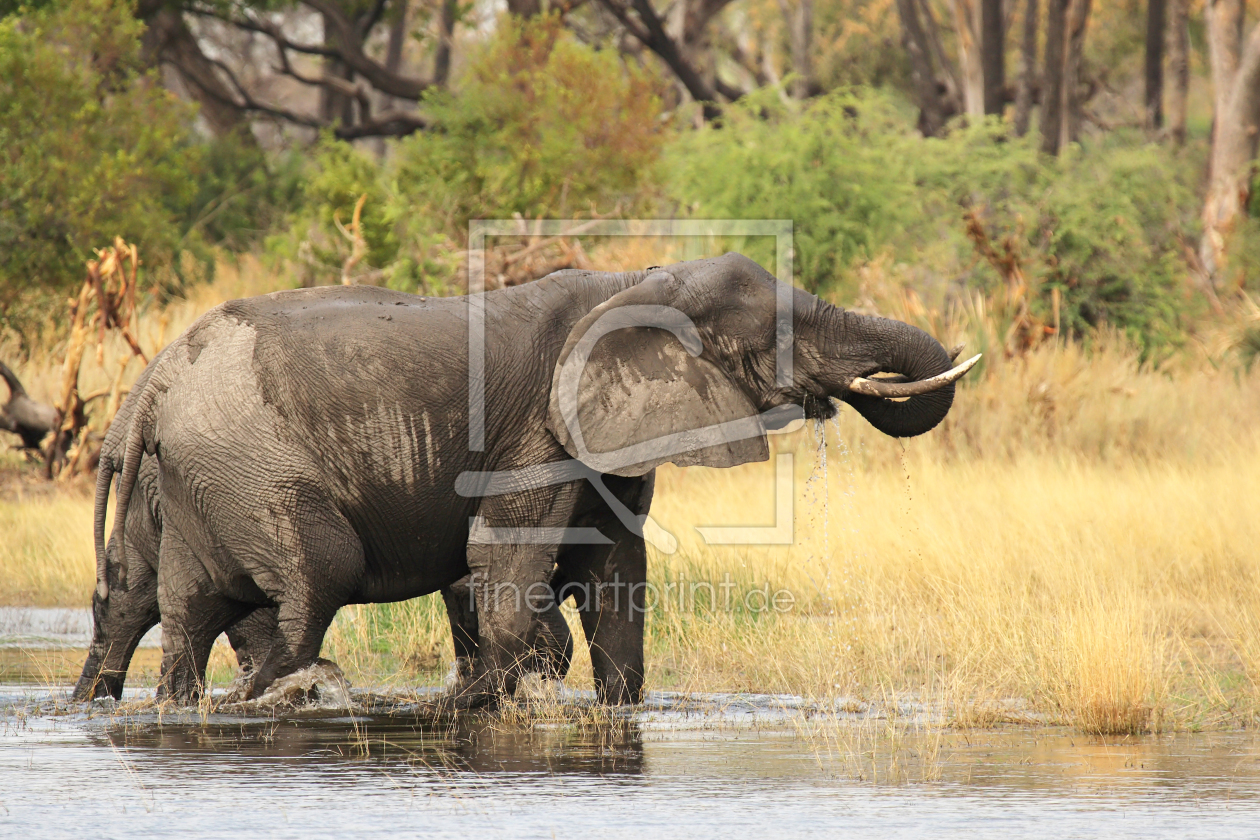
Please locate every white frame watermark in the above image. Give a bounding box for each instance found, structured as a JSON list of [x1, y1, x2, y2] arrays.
[[459, 220, 799, 552]]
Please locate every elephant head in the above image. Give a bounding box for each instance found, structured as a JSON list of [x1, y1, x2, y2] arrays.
[[1, 361, 57, 450], [547, 253, 977, 476]]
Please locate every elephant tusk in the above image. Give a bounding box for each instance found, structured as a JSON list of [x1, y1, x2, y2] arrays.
[[848, 354, 982, 398], [860, 344, 969, 385]]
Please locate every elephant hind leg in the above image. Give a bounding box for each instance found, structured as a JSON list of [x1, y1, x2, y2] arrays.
[[245, 512, 363, 700], [155, 531, 251, 704], [224, 607, 280, 676], [245, 598, 343, 701]]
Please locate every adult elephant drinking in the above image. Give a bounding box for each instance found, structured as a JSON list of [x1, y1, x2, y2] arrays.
[[99, 253, 977, 707]]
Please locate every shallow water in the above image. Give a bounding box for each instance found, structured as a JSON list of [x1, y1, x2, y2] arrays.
[[0, 606, 161, 650], [1, 683, 1258, 839]]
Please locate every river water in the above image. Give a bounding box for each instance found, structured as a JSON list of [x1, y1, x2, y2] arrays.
[[1, 684, 1258, 839], [2, 608, 1259, 838]]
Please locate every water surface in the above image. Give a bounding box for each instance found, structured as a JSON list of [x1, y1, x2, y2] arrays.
[[1, 683, 1257, 839]]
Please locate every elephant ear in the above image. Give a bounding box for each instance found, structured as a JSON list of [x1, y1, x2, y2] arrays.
[[547, 271, 769, 477]]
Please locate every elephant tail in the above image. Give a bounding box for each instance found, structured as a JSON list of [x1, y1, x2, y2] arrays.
[[106, 371, 162, 599], [93, 457, 114, 601]]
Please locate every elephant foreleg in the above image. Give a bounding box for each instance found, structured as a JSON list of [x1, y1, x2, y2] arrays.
[[560, 525, 647, 705], [441, 580, 479, 688], [555, 472, 654, 705], [443, 567, 574, 694], [457, 486, 579, 707]]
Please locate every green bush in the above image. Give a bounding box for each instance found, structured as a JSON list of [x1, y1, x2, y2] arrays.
[[294, 14, 667, 292], [667, 90, 1200, 354], [0, 0, 199, 334]]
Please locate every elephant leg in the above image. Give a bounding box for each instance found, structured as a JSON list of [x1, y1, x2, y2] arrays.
[[444, 568, 573, 692], [441, 579, 479, 689], [155, 530, 250, 704], [224, 607, 280, 676], [245, 512, 363, 699], [559, 473, 654, 705], [561, 527, 647, 705], [73, 551, 160, 701], [458, 486, 579, 707], [526, 565, 574, 681]]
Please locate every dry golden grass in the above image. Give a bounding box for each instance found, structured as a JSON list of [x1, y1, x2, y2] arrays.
[[3, 252, 1260, 734], [0, 481, 96, 605]]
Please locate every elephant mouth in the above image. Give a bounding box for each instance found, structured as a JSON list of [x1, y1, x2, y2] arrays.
[[802, 394, 838, 420]]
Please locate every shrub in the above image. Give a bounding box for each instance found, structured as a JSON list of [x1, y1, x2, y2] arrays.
[[295, 14, 668, 292], [667, 89, 1200, 355], [0, 0, 198, 335]]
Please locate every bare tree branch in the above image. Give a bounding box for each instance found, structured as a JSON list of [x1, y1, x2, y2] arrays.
[[185, 6, 339, 58], [302, 0, 430, 99], [178, 50, 426, 139], [598, 0, 722, 119], [355, 0, 390, 39]]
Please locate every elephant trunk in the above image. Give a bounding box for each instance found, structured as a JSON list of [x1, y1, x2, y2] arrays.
[[836, 312, 962, 439]]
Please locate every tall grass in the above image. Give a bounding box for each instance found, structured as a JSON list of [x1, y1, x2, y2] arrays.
[[3, 253, 1260, 733]]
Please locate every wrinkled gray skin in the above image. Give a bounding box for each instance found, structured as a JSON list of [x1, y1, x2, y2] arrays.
[[77, 400, 573, 701], [0, 362, 57, 450], [101, 253, 960, 707], [74, 391, 277, 700]]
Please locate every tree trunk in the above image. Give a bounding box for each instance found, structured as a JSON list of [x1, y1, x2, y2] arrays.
[[1059, 0, 1092, 147], [1166, 0, 1189, 145], [435, 0, 458, 87], [385, 1, 407, 77], [952, 0, 985, 117], [1014, 0, 1039, 135], [897, 0, 950, 136], [919, 0, 964, 108], [776, 0, 813, 99], [142, 9, 254, 139], [981, 0, 1005, 115], [372, 1, 410, 156], [1200, 20, 1260, 287], [320, 12, 355, 127], [1145, 0, 1166, 131], [1040, 0, 1068, 154], [506, 0, 543, 15], [1205, 0, 1244, 127]]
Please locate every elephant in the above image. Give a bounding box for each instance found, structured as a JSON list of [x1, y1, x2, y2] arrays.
[[74, 393, 280, 701], [1, 361, 57, 450], [98, 253, 976, 707], [77, 395, 573, 702]]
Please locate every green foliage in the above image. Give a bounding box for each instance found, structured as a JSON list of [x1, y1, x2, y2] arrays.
[[401, 14, 664, 225], [668, 90, 1200, 354], [175, 134, 307, 256], [0, 0, 197, 334], [1021, 140, 1196, 350], [295, 14, 667, 292]]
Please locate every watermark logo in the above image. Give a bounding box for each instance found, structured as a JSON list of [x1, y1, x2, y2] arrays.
[[466, 572, 797, 621], [460, 220, 799, 552]]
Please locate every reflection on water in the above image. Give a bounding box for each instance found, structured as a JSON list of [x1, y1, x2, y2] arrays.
[[2, 685, 1259, 839], [96, 715, 646, 777]]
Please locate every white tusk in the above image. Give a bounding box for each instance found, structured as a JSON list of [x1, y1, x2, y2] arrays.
[[863, 343, 969, 385], [848, 354, 982, 398]]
